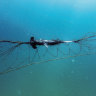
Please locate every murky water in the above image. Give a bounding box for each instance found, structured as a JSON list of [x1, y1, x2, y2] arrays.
[[0, 0, 96, 96]]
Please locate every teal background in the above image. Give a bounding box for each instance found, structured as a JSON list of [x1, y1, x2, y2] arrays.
[[0, 0, 96, 96]]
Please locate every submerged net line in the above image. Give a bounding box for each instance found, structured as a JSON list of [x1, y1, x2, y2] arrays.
[[0, 40, 30, 45], [0, 34, 96, 45], [0, 52, 95, 75], [0, 32, 96, 75]]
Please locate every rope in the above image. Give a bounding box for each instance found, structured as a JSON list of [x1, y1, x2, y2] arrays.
[[0, 40, 30, 44]]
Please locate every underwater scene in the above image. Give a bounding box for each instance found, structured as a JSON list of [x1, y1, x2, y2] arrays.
[[0, 0, 96, 96]]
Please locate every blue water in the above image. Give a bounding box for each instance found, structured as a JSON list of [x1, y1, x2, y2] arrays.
[[0, 0, 96, 96]]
